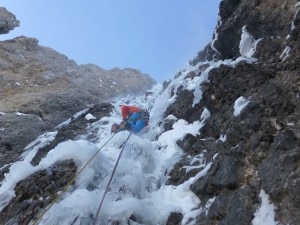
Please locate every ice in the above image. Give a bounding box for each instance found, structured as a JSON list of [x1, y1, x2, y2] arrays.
[[204, 197, 216, 216], [56, 108, 89, 129], [280, 46, 291, 61], [233, 96, 250, 116], [239, 26, 262, 58], [0, 53, 261, 224], [200, 107, 211, 121], [210, 15, 222, 54]]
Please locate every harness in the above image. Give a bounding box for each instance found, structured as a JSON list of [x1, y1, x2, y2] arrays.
[[138, 109, 150, 125]]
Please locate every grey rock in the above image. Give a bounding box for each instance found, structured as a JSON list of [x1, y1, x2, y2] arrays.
[[198, 186, 255, 225], [0, 7, 19, 35], [0, 159, 77, 225], [167, 0, 300, 224], [166, 212, 183, 225]]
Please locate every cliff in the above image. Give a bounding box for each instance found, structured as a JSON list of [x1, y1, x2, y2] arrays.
[[167, 0, 300, 224], [0, 1, 299, 225], [0, 7, 155, 172]]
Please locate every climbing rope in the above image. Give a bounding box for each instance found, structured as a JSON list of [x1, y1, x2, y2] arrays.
[[93, 131, 132, 225], [31, 133, 117, 225]]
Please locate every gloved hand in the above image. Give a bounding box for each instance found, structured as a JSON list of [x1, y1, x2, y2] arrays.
[[119, 120, 131, 131], [111, 123, 120, 133]]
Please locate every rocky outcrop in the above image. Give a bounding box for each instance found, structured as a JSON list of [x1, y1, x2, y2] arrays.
[[0, 159, 78, 225], [0, 103, 112, 225], [191, 0, 300, 63], [167, 0, 300, 224], [0, 8, 156, 174], [0, 8, 19, 34], [0, 36, 155, 115]]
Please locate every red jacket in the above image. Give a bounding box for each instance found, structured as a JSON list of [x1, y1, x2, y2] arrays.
[[121, 105, 141, 120]]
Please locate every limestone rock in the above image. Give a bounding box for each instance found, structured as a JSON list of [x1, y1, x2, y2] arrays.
[[0, 7, 19, 34], [167, 0, 300, 224]]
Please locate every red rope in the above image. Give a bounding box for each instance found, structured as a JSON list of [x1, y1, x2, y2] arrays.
[[93, 131, 132, 225]]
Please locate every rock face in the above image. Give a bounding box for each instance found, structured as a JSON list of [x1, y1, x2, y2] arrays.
[[167, 0, 300, 224], [0, 7, 156, 173], [0, 159, 77, 225], [0, 36, 155, 115], [1, 1, 300, 224], [0, 8, 19, 34], [0, 103, 113, 225]]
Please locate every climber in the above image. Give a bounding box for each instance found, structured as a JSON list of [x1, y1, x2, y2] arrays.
[[111, 105, 149, 134]]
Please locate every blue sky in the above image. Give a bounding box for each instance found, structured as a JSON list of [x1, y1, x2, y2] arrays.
[[1, 1, 220, 83]]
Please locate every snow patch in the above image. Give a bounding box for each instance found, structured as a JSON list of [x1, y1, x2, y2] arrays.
[[210, 15, 222, 54], [205, 197, 216, 216], [239, 26, 261, 58], [233, 96, 250, 116], [280, 46, 291, 61], [192, 162, 212, 181], [200, 107, 211, 121], [165, 114, 178, 121], [56, 108, 89, 129], [23, 131, 58, 154], [158, 119, 203, 156], [183, 154, 205, 173], [292, 3, 300, 30], [85, 113, 96, 120], [217, 134, 227, 142], [15, 112, 26, 116], [213, 153, 219, 160], [252, 189, 278, 225]]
